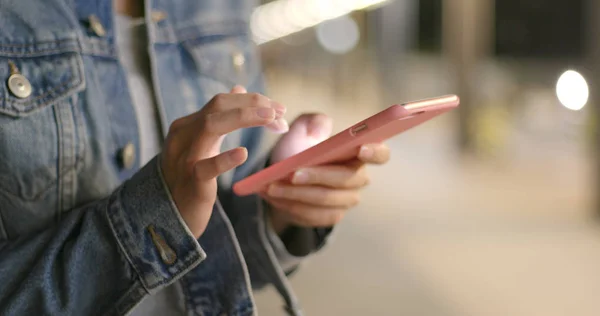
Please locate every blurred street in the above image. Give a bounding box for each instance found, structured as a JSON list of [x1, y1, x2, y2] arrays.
[[253, 56, 600, 316]]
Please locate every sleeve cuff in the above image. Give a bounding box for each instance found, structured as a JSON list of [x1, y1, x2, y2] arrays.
[[105, 156, 206, 294], [263, 201, 333, 273], [264, 213, 305, 273]]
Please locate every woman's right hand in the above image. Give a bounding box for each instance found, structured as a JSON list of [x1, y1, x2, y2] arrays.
[[160, 86, 288, 239]]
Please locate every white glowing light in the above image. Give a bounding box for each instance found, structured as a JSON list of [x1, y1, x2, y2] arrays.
[[556, 70, 589, 111], [316, 15, 360, 54], [251, 0, 388, 44]]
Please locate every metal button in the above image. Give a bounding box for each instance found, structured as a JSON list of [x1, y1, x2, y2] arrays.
[[232, 52, 245, 72], [7, 74, 32, 99], [89, 14, 106, 37], [119, 142, 136, 170]]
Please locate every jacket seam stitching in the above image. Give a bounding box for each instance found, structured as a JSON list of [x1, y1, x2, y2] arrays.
[[0, 38, 76, 47], [103, 279, 145, 316], [0, 163, 80, 201], [0, 208, 8, 240]]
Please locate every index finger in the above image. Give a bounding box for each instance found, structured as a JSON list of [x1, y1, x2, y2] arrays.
[[186, 106, 277, 161]]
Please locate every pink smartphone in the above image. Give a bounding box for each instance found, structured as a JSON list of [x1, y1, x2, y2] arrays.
[[233, 94, 460, 196]]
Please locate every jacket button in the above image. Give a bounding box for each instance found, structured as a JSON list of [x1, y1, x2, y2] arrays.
[[232, 52, 245, 72], [7, 74, 32, 99], [88, 14, 106, 37], [147, 225, 178, 265], [119, 142, 136, 170]]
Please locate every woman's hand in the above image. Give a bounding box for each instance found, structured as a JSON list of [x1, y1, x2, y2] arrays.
[[161, 86, 288, 238], [264, 114, 390, 234]]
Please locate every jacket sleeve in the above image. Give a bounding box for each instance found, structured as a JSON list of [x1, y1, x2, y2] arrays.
[[0, 157, 205, 316]]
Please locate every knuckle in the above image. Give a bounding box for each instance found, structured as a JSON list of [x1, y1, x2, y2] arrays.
[[211, 93, 228, 109], [237, 107, 250, 122], [284, 188, 298, 201], [304, 170, 318, 184], [274, 185, 291, 198], [168, 117, 185, 134], [249, 93, 266, 106], [183, 150, 198, 167]]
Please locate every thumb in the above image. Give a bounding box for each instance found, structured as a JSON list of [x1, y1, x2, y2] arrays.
[[194, 147, 248, 181], [270, 113, 333, 164]]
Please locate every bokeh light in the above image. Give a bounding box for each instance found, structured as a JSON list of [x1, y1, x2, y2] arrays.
[[251, 0, 388, 44], [315, 16, 360, 54], [556, 70, 589, 111]]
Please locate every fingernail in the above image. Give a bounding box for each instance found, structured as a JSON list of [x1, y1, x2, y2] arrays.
[[268, 184, 284, 197], [271, 101, 286, 118], [292, 170, 309, 184], [359, 146, 373, 160], [267, 118, 289, 134], [257, 107, 275, 119]]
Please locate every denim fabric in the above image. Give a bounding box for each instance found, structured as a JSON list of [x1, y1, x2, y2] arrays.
[[0, 0, 325, 315]]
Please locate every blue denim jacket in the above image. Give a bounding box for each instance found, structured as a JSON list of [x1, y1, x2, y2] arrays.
[[0, 0, 325, 315]]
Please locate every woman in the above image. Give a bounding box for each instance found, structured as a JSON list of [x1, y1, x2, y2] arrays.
[[0, 0, 390, 315]]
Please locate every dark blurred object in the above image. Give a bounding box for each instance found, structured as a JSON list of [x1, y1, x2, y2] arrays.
[[368, 0, 418, 104], [495, 0, 586, 59], [584, 0, 600, 218], [418, 0, 587, 59], [442, 0, 494, 153], [418, 0, 442, 52]]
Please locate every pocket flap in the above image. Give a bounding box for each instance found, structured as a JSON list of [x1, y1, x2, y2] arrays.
[[184, 33, 261, 88], [0, 40, 85, 117]]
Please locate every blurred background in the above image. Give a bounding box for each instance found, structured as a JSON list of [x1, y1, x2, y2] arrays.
[[249, 0, 600, 315]]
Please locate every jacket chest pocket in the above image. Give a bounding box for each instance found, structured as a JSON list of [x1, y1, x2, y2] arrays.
[[182, 32, 264, 188], [0, 41, 86, 239], [184, 32, 261, 90]]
